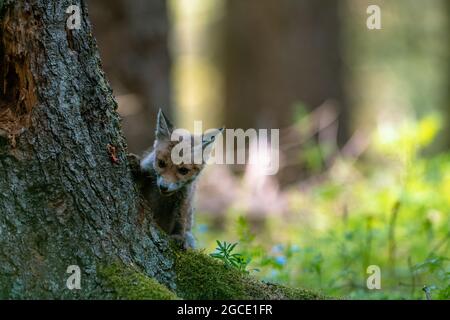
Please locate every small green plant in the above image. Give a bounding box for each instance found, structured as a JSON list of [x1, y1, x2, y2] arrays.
[[210, 241, 251, 273]]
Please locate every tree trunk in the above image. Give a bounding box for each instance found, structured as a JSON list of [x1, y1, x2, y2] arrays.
[[224, 0, 349, 143], [0, 0, 176, 298], [0, 0, 323, 299]]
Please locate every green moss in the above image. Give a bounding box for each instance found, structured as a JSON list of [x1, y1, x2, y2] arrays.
[[98, 262, 178, 300], [174, 250, 327, 300], [96, 251, 329, 300]]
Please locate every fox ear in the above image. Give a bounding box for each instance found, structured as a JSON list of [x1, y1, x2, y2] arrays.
[[202, 127, 224, 149], [156, 108, 174, 140]]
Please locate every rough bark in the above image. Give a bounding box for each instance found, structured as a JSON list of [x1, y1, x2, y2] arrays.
[[0, 0, 324, 299], [0, 0, 176, 299]]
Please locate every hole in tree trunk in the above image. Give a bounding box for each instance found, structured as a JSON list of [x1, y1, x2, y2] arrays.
[[0, 9, 37, 136]]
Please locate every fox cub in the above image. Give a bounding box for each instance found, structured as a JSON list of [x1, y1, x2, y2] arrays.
[[138, 109, 222, 249]]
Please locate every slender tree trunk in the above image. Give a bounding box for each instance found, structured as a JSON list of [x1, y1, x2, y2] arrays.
[[446, 0, 450, 150]]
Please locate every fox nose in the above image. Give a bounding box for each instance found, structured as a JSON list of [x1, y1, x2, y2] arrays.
[[159, 185, 169, 193]]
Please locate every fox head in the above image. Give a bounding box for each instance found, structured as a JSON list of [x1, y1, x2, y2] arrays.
[[150, 109, 223, 196]]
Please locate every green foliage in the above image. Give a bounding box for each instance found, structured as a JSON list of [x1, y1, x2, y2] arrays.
[[196, 114, 450, 300], [210, 241, 251, 273]]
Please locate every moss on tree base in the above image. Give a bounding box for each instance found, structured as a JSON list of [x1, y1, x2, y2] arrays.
[[99, 249, 327, 300], [175, 250, 326, 300], [99, 263, 178, 300]]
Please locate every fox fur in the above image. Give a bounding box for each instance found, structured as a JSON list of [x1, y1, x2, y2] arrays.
[[136, 109, 222, 249]]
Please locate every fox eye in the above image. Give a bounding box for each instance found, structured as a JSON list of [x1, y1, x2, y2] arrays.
[[177, 167, 189, 175], [157, 159, 166, 168]]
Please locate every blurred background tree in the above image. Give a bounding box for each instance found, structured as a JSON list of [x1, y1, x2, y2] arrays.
[[223, 0, 349, 143], [89, 0, 172, 153], [88, 0, 448, 154]]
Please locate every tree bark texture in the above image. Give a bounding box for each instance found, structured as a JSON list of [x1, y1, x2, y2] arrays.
[[0, 0, 174, 298]]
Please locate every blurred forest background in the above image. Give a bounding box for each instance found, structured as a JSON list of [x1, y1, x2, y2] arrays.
[[87, 0, 449, 299]]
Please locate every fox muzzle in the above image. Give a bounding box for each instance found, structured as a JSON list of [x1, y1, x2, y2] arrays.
[[157, 176, 182, 195]]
